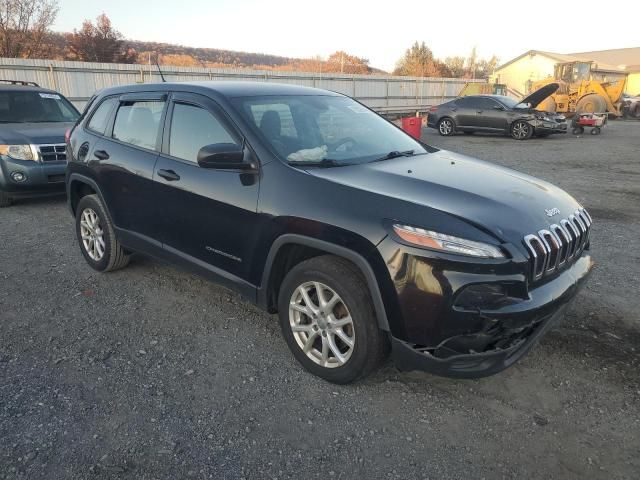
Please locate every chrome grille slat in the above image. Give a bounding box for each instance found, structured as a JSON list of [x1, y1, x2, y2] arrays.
[[37, 143, 67, 162], [550, 223, 571, 266], [523, 208, 592, 282]]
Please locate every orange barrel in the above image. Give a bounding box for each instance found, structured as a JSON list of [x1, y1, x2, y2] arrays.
[[401, 116, 422, 139]]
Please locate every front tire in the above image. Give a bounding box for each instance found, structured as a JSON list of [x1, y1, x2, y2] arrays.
[[277, 256, 389, 384], [437, 118, 455, 136], [75, 194, 130, 272], [511, 120, 533, 140], [0, 190, 12, 208]]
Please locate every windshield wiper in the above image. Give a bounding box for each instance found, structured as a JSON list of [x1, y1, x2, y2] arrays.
[[372, 150, 416, 162], [288, 159, 349, 168]]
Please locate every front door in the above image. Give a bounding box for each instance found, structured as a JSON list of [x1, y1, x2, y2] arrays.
[[471, 97, 509, 131], [154, 93, 260, 283]]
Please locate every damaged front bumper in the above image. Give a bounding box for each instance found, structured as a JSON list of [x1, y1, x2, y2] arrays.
[[385, 245, 593, 378], [531, 118, 568, 135]]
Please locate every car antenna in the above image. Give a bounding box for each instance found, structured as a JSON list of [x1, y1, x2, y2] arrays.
[[154, 58, 167, 83]]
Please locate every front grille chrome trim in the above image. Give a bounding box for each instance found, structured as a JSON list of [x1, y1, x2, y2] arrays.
[[36, 143, 67, 163], [523, 208, 592, 282]]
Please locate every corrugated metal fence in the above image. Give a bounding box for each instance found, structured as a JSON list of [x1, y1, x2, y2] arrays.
[[0, 58, 484, 114]]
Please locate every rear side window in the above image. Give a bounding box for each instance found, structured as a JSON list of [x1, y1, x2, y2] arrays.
[[169, 103, 237, 163], [455, 97, 480, 108], [87, 97, 117, 134], [112, 100, 165, 151]]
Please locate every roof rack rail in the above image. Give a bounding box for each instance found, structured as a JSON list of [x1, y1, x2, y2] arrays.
[[0, 80, 40, 87]]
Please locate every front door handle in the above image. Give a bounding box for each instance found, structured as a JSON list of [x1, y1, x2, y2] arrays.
[[477, 110, 484, 113], [157, 169, 180, 181], [94, 150, 109, 160]]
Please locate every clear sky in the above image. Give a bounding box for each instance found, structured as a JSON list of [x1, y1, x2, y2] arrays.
[[54, 0, 639, 71]]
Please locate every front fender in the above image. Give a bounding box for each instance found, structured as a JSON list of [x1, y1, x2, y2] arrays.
[[258, 232, 394, 332]]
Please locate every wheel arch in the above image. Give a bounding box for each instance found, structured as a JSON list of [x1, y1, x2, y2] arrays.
[[67, 173, 111, 220], [258, 234, 391, 332]]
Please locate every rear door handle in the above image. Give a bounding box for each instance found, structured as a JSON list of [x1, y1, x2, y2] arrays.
[[94, 150, 109, 160], [157, 169, 180, 181]]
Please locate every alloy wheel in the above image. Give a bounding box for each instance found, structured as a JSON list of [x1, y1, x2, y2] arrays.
[[513, 121, 530, 139], [439, 119, 453, 135], [80, 208, 105, 261], [288, 281, 355, 368]]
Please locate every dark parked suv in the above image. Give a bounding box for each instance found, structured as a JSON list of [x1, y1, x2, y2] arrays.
[[66, 82, 593, 383], [0, 81, 80, 207]]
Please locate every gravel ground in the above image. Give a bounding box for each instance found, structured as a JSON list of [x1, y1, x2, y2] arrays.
[[1, 120, 639, 480]]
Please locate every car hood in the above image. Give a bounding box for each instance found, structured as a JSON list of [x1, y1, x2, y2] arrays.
[[520, 83, 560, 108], [307, 150, 583, 244], [0, 122, 74, 144]]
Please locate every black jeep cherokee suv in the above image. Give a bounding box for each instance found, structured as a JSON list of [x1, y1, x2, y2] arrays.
[[0, 81, 80, 207], [66, 82, 593, 384]]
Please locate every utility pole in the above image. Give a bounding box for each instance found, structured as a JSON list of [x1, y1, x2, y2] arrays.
[[340, 52, 344, 74]]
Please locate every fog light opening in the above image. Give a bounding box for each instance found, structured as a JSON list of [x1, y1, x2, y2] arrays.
[[11, 171, 27, 183]]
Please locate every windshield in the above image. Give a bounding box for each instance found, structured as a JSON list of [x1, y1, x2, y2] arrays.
[[0, 91, 80, 123], [493, 96, 525, 109], [232, 95, 427, 166]]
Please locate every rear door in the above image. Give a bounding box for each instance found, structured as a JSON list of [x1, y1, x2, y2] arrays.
[[154, 92, 260, 283], [96, 93, 167, 242], [450, 97, 479, 129]]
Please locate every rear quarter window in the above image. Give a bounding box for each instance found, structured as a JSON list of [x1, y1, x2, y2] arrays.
[[86, 97, 118, 134]]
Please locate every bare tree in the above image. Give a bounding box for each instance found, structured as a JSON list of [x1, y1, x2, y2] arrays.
[[66, 13, 135, 63], [0, 0, 59, 58]]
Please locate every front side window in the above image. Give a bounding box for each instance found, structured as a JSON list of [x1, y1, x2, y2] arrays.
[[0, 91, 79, 123], [169, 103, 236, 162], [232, 95, 427, 166], [112, 100, 165, 150], [476, 98, 500, 110], [87, 97, 118, 134]]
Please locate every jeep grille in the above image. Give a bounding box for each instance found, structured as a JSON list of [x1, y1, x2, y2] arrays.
[[523, 208, 592, 281]]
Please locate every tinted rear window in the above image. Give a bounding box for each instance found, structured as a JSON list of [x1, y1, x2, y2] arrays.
[[112, 100, 165, 150]]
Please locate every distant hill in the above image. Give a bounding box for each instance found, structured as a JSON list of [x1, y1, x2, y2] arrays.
[[44, 32, 385, 74], [127, 39, 295, 68]]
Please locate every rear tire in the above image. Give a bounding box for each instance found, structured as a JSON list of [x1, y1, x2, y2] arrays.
[[0, 190, 12, 208], [572, 126, 585, 135], [511, 120, 533, 140], [75, 194, 130, 272], [576, 94, 606, 114], [277, 255, 389, 384], [437, 118, 455, 136]]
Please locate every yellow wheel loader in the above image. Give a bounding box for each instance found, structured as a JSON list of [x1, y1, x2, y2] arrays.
[[533, 61, 627, 117]]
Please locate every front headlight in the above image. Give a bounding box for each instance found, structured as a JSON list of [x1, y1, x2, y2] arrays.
[[0, 144, 36, 161], [392, 224, 505, 258]]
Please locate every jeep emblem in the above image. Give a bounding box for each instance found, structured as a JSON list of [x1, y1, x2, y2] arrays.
[[545, 207, 561, 217]]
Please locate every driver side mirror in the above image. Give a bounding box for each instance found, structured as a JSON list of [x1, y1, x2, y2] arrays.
[[197, 143, 256, 171]]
